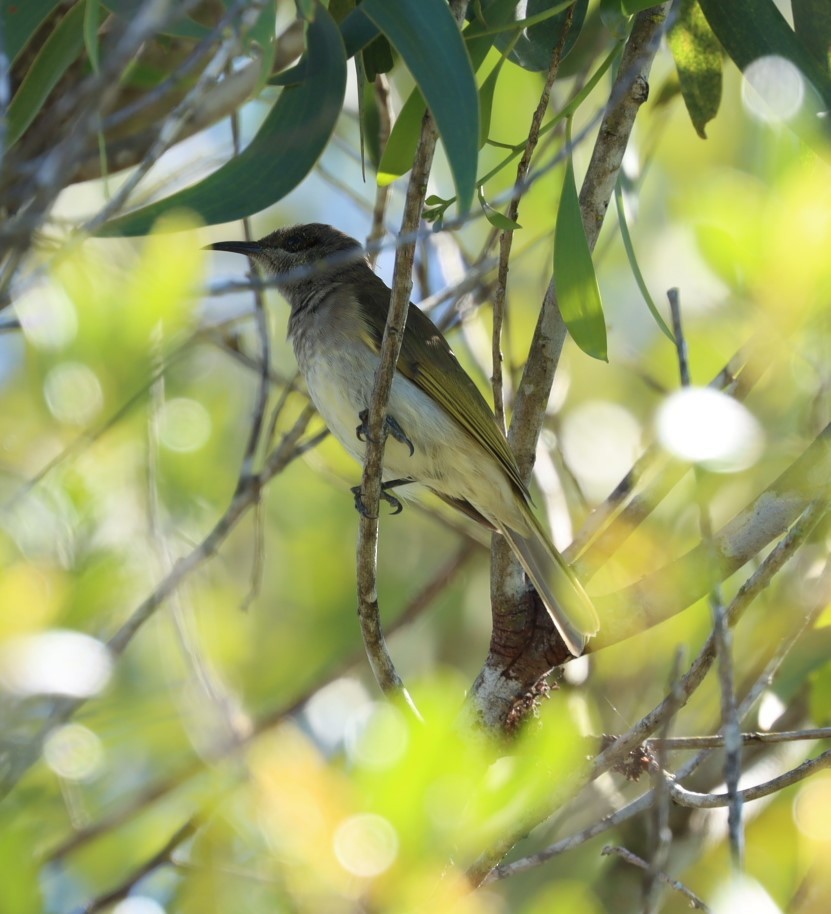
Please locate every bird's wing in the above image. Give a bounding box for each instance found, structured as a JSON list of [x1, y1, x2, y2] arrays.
[[357, 278, 529, 499]]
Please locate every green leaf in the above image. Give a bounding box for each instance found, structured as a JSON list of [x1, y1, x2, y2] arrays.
[[246, 0, 279, 90], [478, 186, 521, 231], [84, 0, 101, 73], [376, 0, 516, 187], [361, 0, 479, 214], [554, 131, 607, 361], [99, 3, 347, 236], [481, 0, 588, 72], [698, 0, 831, 111], [270, 5, 378, 85], [791, 0, 831, 74], [614, 181, 674, 342], [6, 0, 85, 149], [377, 88, 427, 186], [1, 0, 63, 63], [668, 0, 722, 139], [599, 0, 629, 40]]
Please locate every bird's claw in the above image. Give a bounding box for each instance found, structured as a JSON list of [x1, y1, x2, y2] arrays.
[[351, 483, 404, 518], [355, 409, 415, 457]]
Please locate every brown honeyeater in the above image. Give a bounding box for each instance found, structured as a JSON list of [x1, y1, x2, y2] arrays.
[[210, 223, 598, 655]]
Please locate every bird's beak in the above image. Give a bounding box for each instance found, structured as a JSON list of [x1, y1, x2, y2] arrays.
[[205, 240, 263, 256]]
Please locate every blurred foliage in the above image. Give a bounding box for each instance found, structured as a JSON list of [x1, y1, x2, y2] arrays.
[[0, 1, 830, 914]]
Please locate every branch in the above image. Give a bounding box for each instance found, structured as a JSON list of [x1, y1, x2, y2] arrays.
[[354, 0, 470, 708], [667, 748, 831, 808], [468, 503, 828, 885], [601, 846, 711, 913], [468, 3, 672, 734]]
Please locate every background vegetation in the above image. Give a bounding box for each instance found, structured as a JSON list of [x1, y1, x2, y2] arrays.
[[0, 1, 829, 912]]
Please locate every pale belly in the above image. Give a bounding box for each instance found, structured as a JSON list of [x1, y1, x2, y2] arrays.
[[297, 344, 527, 532]]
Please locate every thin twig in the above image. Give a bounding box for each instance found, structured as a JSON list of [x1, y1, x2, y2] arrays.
[[667, 749, 831, 808], [367, 74, 393, 269], [354, 1, 470, 710], [80, 816, 201, 914], [490, 5, 574, 430], [83, 1, 267, 234], [602, 845, 711, 912], [470, 500, 828, 885], [648, 728, 831, 750], [645, 648, 684, 914], [669, 286, 743, 867]]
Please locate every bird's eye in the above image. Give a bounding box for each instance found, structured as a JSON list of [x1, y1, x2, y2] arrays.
[[280, 231, 315, 253]]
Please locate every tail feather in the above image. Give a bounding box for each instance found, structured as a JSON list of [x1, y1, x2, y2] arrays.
[[497, 505, 599, 657]]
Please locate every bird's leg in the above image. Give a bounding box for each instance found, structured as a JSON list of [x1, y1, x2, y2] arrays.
[[355, 408, 415, 457], [351, 477, 412, 518]]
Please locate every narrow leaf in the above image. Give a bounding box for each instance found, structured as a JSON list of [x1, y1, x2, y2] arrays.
[[481, 0, 588, 73], [84, 0, 101, 73], [361, 0, 479, 214], [668, 0, 723, 139], [377, 89, 426, 186], [478, 186, 521, 231], [7, 1, 85, 149], [554, 136, 607, 361], [791, 0, 831, 74], [1, 0, 63, 63], [376, 0, 516, 187], [698, 0, 831, 111], [270, 6, 378, 86], [614, 181, 674, 342], [100, 3, 347, 236]]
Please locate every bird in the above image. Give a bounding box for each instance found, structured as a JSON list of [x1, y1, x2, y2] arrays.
[[209, 223, 598, 655]]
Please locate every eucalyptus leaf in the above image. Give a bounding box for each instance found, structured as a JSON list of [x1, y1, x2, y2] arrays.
[[554, 137, 607, 361], [698, 0, 831, 111], [376, 0, 517, 188], [481, 0, 587, 72], [1, 0, 64, 63], [83, 0, 101, 73], [361, 0, 479, 213], [478, 187, 521, 231], [270, 5, 378, 85], [791, 0, 831, 74], [668, 0, 723, 139], [7, 1, 85, 149], [100, 3, 347, 236]]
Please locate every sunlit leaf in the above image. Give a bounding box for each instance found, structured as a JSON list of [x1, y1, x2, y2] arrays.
[[698, 0, 831, 111], [362, 0, 479, 213], [554, 132, 608, 361], [478, 186, 521, 231], [668, 0, 723, 138], [376, 0, 516, 187], [99, 3, 347, 236]]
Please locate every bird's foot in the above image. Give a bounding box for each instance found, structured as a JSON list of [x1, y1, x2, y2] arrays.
[[355, 409, 415, 457], [351, 478, 411, 518]]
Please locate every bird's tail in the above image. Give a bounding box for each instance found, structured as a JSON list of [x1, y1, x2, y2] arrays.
[[496, 503, 599, 657]]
